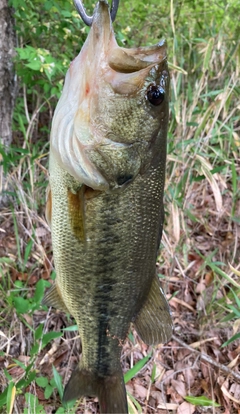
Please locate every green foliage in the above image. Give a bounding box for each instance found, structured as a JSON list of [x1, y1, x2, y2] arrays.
[[35, 373, 60, 400], [124, 355, 152, 412], [62, 324, 78, 331], [0, 324, 63, 410], [220, 287, 240, 346], [52, 366, 64, 400], [124, 354, 151, 383], [127, 392, 143, 413], [221, 332, 240, 347], [7, 279, 50, 318], [185, 395, 220, 407], [23, 393, 45, 413], [11, 0, 86, 86]]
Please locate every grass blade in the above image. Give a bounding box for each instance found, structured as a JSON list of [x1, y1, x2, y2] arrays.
[[185, 395, 220, 407], [124, 354, 151, 384], [6, 382, 16, 414], [52, 366, 64, 400]]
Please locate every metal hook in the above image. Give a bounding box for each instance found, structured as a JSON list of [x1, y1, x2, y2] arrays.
[[73, 0, 120, 26]]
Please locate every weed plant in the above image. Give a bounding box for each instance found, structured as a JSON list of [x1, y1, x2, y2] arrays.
[[0, 0, 239, 412]]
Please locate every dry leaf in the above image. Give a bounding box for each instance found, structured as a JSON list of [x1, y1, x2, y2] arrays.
[[134, 383, 147, 399], [35, 226, 49, 237], [221, 383, 240, 404], [229, 383, 240, 401], [158, 402, 179, 410], [172, 379, 187, 397], [177, 401, 195, 414]]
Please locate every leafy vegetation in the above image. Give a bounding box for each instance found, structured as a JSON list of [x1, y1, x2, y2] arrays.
[[0, 0, 239, 412]]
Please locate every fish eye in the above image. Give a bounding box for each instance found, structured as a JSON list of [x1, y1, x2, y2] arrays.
[[147, 85, 165, 106]]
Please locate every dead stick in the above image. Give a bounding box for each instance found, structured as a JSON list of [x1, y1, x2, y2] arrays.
[[172, 334, 240, 382]]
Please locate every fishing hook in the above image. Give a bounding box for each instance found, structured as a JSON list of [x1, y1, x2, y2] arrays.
[[73, 0, 120, 26]]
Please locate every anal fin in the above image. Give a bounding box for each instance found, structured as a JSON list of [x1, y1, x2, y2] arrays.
[[134, 275, 172, 345], [42, 283, 69, 314]]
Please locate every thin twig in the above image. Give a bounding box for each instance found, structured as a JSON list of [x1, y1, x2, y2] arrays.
[[172, 334, 240, 382]]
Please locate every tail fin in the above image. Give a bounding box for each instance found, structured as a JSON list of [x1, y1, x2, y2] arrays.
[[63, 366, 128, 414], [98, 374, 128, 414]]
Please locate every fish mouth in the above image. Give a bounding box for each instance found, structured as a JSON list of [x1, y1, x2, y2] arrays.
[[89, 0, 167, 74], [86, 0, 167, 95], [108, 42, 167, 74]]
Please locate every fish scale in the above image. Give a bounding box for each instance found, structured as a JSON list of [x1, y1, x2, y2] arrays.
[[50, 157, 165, 358], [43, 1, 172, 412]]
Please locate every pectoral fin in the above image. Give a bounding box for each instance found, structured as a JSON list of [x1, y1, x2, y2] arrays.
[[67, 185, 102, 242], [45, 185, 52, 227], [42, 283, 69, 314], [134, 275, 172, 345], [67, 186, 86, 242]]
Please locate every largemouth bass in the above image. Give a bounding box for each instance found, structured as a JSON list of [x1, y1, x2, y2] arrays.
[[43, 1, 172, 412]]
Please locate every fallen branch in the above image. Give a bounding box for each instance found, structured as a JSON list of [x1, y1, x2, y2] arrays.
[[172, 334, 240, 382]]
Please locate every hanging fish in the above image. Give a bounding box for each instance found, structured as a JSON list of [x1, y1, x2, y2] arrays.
[[43, 0, 172, 412]]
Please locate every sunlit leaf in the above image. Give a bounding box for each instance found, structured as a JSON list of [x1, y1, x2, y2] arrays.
[[221, 332, 240, 348], [124, 355, 151, 384], [52, 366, 64, 399], [36, 377, 48, 388], [185, 396, 220, 407], [41, 332, 62, 349]]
